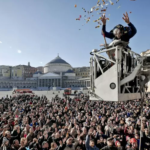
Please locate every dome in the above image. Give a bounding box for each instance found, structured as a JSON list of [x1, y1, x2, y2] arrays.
[[44, 55, 73, 73], [34, 71, 42, 74], [65, 69, 74, 73], [45, 56, 69, 66]]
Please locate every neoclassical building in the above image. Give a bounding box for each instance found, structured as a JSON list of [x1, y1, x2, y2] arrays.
[[0, 55, 90, 89], [36, 55, 90, 88], [0, 80, 37, 89]]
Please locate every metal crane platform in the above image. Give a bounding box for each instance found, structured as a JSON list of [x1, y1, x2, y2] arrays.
[[89, 40, 150, 101]]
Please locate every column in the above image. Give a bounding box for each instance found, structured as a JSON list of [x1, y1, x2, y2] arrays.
[[42, 79, 44, 87], [53, 79, 55, 87], [58, 79, 60, 87], [50, 79, 51, 87], [45, 79, 46, 87], [51, 79, 53, 87], [43, 79, 44, 87], [43, 79, 45, 87], [37, 78, 39, 87], [48, 79, 50, 87], [55, 79, 57, 87], [54, 79, 56, 87], [56, 79, 57, 87], [57, 79, 58, 87], [60, 72, 63, 88]]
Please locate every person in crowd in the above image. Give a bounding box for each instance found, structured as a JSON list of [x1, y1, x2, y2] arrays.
[[18, 138, 27, 150], [11, 140, 20, 150], [101, 138, 118, 150], [85, 131, 99, 150], [1, 138, 10, 150], [0, 93, 149, 150]]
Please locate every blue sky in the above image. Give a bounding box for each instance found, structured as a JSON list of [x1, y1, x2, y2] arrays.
[[0, 0, 149, 67]]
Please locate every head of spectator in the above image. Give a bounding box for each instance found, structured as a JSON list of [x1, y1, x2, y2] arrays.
[[2, 138, 9, 147], [107, 138, 113, 147], [89, 139, 95, 148], [13, 139, 20, 149], [66, 137, 73, 146], [50, 142, 57, 150], [144, 128, 149, 136], [20, 137, 27, 147], [115, 141, 121, 148], [130, 138, 138, 149], [42, 141, 49, 150], [4, 131, 11, 139]]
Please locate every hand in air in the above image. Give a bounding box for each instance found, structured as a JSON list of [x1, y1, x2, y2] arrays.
[[122, 12, 130, 24], [101, 15, 107, 25]]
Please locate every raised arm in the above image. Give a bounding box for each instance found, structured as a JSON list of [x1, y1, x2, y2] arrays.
[[127, 22, 137, 38], [85, 135, 90, 150], [122, 12, 137, 38], [101, 15, 114, 39], [102, 25, 114, 39]]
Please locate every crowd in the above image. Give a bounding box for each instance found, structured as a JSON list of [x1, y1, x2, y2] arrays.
[[0, 92, 150, 150]]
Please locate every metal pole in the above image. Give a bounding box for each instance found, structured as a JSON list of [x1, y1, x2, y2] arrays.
[[92, 58, 94, 92], [94, 56, 97, 80], [103, 33, 107, 48], [90, 58, 92, 90], [116, 46, 120, 94], [139, 86, 145, 150], [103, 33, 111, 59]]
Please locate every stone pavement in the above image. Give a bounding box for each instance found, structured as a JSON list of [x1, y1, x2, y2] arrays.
[[0, 91, 12, 98], [0, 90, 89, 100]]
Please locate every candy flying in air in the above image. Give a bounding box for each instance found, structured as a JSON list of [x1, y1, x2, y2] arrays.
[[101, 9, 106, 12], [95, 25, 100, 28], [76, 18, 80, 20]]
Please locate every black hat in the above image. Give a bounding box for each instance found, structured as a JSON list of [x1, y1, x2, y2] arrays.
[[110, 24, 124, 33], [107, 137, 114, 141]]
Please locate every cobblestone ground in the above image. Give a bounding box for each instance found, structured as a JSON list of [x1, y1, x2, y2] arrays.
[[0, 90, 89, 100]]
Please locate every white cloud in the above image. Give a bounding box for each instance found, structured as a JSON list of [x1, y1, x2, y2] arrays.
[[0, 41, 2, 44], [17, 50, 22, 53]]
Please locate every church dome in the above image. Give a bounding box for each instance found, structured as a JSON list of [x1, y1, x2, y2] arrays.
[[45, 56, 69, 66], [44, 55, 73, 73], [34, 71, 42, 74]]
